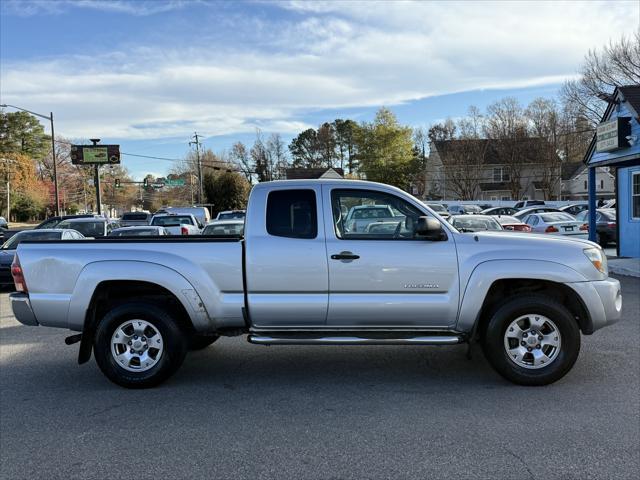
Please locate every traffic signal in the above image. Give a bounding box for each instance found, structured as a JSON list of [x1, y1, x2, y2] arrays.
[[115, 178, 121, 188], [143, 178, 149, 187]]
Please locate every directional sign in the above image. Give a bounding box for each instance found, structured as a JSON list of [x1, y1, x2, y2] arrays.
[[164, 178, 186, 186], [71, 145, 120, 165]]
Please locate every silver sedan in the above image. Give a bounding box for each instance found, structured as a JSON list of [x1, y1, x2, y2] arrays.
[[522, 212, 588, 239]]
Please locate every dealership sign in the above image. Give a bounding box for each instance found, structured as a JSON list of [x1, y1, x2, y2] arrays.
[[71, 145, 121, 165], [596, 118, 631, 153]]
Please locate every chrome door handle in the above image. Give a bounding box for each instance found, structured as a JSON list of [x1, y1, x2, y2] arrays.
[[331, 252, 360, 260]]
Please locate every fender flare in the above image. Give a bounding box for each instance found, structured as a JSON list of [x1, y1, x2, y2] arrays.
[[68, 260, 210, 332], [456, 259, 588, 332]]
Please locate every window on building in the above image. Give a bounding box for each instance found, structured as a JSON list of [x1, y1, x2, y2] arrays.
[[501, 196, 511, 201], [493, 167, 510, 182], [266, 189, 317, 239], [584, 180, 587, 190], [633, 172, 640, 219], [600, 180, 604, 189]]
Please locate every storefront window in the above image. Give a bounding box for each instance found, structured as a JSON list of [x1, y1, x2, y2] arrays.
[[633, 172, 640, 219]]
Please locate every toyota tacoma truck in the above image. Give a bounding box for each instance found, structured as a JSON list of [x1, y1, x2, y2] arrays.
[[9, 180, 622, 388]]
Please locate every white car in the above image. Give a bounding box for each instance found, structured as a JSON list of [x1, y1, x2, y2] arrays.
[[522, 212, 588, 239], [202, 220, 244, 237], [108, 226, 171, 237], [149, 214, 201, 235], [215, 210, 246, 221]]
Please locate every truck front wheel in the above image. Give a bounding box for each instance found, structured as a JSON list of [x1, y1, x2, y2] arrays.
[[93, 303, 188, 388], [482, 295, 581, 386]]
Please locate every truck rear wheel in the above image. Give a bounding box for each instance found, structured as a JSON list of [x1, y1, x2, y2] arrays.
[[93, 303, 188, 388], [482, 295, 580, 386]]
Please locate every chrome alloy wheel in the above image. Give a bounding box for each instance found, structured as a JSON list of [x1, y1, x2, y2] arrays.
[[503, 314, 561, 369], [110, 319, 164, 372]]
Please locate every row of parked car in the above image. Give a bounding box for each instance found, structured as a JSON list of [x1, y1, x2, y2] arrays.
[[423, 201, 616, 247]]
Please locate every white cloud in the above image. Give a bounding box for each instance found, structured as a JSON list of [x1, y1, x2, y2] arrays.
[[1, 0, 637, 140], [2, 0, 191, 17]]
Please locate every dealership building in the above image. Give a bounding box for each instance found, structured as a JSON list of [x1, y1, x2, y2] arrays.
[[585, 85, 640, 258]]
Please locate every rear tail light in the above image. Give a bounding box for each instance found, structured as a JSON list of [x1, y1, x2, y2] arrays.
[[11, 255, 28, 293], [519, 225, 532, 233], [545, 226, 558, 233], [181, 226, 189, 235], [579, 224, 589, 231], [607, 222, 616, 228]]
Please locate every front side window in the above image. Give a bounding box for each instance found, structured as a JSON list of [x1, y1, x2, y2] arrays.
[[266, 189, 317, 239], [332, 189, 425, 240], [633, 172, 640, 219]]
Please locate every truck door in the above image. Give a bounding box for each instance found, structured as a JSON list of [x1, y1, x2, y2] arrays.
[[245, 186, 328, 328], [322, 186, 459, 328]]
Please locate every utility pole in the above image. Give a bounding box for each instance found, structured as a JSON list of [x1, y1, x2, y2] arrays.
[[91, 139, 102, 215], [190, 133, 203, 204], [1, 158, 15, 220]]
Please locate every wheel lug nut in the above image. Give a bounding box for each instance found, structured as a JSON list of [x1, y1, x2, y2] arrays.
[[527, 347, 532, 352], [538, 335, 543, 341], [536, 345, 541, 349], [128, 341, 132, 345], [521, 341, 526, 346], [523, 333, 528, 338], [130, 349, 134, 353], [142, 337, 146, 341]]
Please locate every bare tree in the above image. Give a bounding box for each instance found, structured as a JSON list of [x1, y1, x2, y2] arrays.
[[229, 141, 252, 183], [562, 33, 640, 125], [266, 133, 288, 180]]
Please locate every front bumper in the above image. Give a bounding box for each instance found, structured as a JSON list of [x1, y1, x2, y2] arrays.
[[9, 293, 39, 326], [567, 277, 622, 333]]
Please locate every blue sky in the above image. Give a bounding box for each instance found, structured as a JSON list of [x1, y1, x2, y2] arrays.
[[1, 0, 637, 179]]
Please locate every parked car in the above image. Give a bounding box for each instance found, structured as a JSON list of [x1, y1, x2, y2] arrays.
[[363, 221, 402, 235], [0, 216, 8, 230], [109, 226, 171, 237], [513, 206, 561, 220], [344, 204, 397, 232], [0, 229, 84, 288], [156, 207, 210, 226], [424, 203, 451, 221], [149, 214, 201, 235], [215, 210, 246, 221], [514, 200, 545, 209], [559, 204, 589, 217], [449, 214, 503, 232], [8, 179, 621, 388], [35, 214, 98, 229], [481, 206, 518, 216], [57, 218, 120, 237], [119, 212, 152, 227], [575, 209, 617, 247], [493, 215, 532, 232], [522, 212, 588, 239], [448, 204, 483, 215], [202, 220, 244, 237]]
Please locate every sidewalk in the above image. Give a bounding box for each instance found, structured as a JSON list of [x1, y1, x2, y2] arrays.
[[607, 257, 640, 278]]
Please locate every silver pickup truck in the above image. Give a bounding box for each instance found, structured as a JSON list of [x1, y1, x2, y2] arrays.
[[9, 180, 622, 388]]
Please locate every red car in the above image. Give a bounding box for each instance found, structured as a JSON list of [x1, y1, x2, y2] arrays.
[[493, 215, 532, 232]]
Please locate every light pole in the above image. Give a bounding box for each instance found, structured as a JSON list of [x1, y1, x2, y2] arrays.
[[0, 104, 60, 216]]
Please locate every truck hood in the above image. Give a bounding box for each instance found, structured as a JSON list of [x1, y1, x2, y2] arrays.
[[453, 230, 605, 282]]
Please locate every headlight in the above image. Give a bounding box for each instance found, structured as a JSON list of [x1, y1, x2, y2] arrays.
[[584, 247, 608, 275]]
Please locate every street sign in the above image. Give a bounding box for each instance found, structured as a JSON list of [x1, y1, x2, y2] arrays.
[[151, 182, 165, 188], [164, 178, 186, 186], [71, 144, 120, 165]]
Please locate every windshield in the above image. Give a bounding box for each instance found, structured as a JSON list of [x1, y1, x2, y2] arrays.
[[218, 212, 245, 220], [203, 223, 244, 236], [540, 213, 575, 223], [495, 216, 520, 224], [151, 216, 194, 226], [58, 220, 106, 237], [2, 231, 62, 249], [110, 229, 159, 236], [122, 213, 149, 221], [351, 207, 393, 219], [427, 204, 446, 212], [452, 217, 502, 231], [463, 205, 482, 213]]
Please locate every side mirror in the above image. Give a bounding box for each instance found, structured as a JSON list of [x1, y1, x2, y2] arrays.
[[415, 216, 446, 241]]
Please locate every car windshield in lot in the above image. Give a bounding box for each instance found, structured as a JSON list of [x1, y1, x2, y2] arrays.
[[57, 220, 105, 237], [427, 204, 447, 213], [2, 231, 62, 249], [494, 215, 521, 225], [451, 216, 502, 231], [350, 206, 393, 219], [217, 212, 245, 220], [151, 216, 194, 226], [121, 213, 149, 221], [202, 223, 244, 236], [540, 213, 576, 223], [462, 205, 482, 213], [109, 228, 162, 237]]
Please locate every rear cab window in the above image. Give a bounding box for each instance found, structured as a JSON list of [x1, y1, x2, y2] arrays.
[[266, 189, 317, 239]]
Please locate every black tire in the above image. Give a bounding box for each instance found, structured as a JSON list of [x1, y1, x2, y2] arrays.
[[482, 295, 581, 386], [597, 232, 608, 247], [94, 302, 188, 388], [189, 334, 219, 350]]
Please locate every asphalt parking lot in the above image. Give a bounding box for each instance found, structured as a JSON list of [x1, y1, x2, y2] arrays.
[[1, 277, 639, 480]]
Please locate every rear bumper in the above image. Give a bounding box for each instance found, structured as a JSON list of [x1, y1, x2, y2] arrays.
[[9, 293, 39, 326], [566, 277, 622, 333]]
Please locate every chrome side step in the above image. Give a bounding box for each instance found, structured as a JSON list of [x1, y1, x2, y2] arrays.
[[248, 334, 464, 346]]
